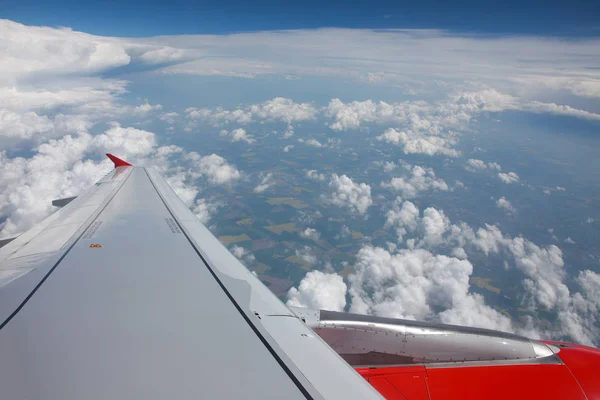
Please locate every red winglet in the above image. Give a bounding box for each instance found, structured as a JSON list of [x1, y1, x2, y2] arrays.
[[106, 153, 133, 168]]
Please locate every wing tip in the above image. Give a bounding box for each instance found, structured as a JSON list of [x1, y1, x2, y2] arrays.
[[106, 153, 133, 168]]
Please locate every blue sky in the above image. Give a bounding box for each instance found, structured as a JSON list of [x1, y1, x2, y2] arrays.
[[2, 0, 600, 36]]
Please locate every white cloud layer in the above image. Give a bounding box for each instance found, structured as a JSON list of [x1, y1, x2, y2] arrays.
[[185, 153, 241, 185], [287, 270, 347, 311], [381, 164, 449, 199], [185, 97, 317, 129], [328, 174, 373, 215], [254, 172, 275, 193], [467, 158, 502, 171], [220, 128, 255, 144], [498, 172, 520, 184], [300, 227, 321, 241], [290, 200, 600, 346], [496, 197, 515, 213]]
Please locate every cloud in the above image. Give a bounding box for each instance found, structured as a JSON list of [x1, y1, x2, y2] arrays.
[[249, 97, 318, 123], [0, 109, 54, 140], [186, 108, 253, 128], [283, 144, 294, 152], [347, 246, 513, 331], [328, 174, 373, 215], [380, 200, 600, 344], [143, 28, 600, 102], [159, 112, 179, 124], [376, 128, 460, 157], [230, 245, 256, 265], [133, 102, 163, 115], [523, 102, 600, 121], [381, 164, 449, 199], [185, 97, 316, 128], [300, 227, 320, 241], [385, 200, 420, 242], [496, 197, 515, 213], [185, 153, 241, 185], [383, 161, 397, 172], [304, 138, 323, 148], [192, 198, 219, 223], [498, 172, 520, 184], [385, 200, 451, 247], [295, 246, 317, 265], [90, 123, 156, 158], [306, 169, 327, 181], [466, 158, 502, 171], [298, 137, 341, 149], [254, 172, 275, 193], [287, 270, 347, 311], [218, 128, 255, 144], [559, 270, 600, 345], [0, 123, 177, 237], [0, 20, 130, 84], [289, 199, 600, 344], [453, 88, 600, 121]]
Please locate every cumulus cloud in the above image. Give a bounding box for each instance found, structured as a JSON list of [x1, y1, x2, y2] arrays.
[[466, 158, 502, 171], [385, 200, 450, 247], [289, 200, 600, 344], [385, 200, 420, 243], [302, 138, 323, 148], [283, 144, 294, 152], [295, 246, 317, 265], [185, 153, 241, 185], [192, 198, 220, 224], [287, 270, 347, 311], [498, 172, 520, 184], [250, 97, 318, 123], [380, 200, 600, 344], [219, 128, 255, 144], [300, 227, 320, 241], [377, 128, 460, 157], [187, 108, 252, 127], [328, 174, 373, 215], [287, 245, 513, 332], [0, 123, 179, 237], [230, 245, 256, 265], [306, 169, 327, 181], [90, 123, 156, 158], [254, 172, 275, 193], [159, 112, 179, 124], [185, 97, 316, 128], [496, 197, 515, 213], [383, 161, 397, 172], [381, 164, 449, 199]]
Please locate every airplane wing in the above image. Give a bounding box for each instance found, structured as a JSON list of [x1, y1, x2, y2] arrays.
[[1, 155, 599, 400], [0, 155, 382, 400]]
